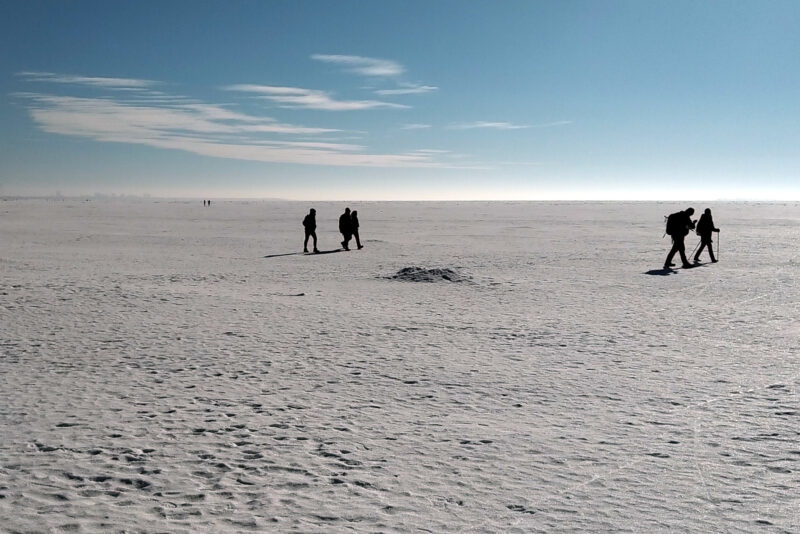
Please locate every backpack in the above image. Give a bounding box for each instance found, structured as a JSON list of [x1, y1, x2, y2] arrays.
[[665, 211, 683, 237]]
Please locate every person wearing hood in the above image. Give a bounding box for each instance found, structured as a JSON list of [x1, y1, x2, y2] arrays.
[[694, 208, 720, 263]]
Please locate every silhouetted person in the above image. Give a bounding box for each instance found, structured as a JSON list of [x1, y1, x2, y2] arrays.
[[208, 200, 212, 206], [302, 208, 319, 253], [694, 208, 720, 263], [351, 210, 363, 249], [339, 207, 352, 250], [664, 207, 696, 269], [203, 200, 206, 206]]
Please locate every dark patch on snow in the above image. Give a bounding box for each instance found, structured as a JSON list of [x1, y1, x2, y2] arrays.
[[388, 266, 469, 283], [507, 504, 536, 514]]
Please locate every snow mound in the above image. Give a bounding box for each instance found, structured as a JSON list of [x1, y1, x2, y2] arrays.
[[389, 266, 468, 282]]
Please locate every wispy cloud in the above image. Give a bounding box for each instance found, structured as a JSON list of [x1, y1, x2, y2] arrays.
[[15, 73, 446, 168], [311, 54, 404, 77], [448, 121, 530, 130], [309, 55, 436, 102], [375, 83, 438, 95], [448, 120, 572, 130], [17, 71, 156, 90], [401, 123, 432, 130], [256, 140, 365, 151], [530, 120, 573, 128], [18, 93, 337, 137], [226, 84, 407, 111], [405, 149, 450, 155]]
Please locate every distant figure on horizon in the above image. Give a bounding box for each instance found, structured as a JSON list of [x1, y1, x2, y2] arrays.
[[351, 210, 363, 250], [208, 199, 212, 206], [339, 207, 352, 250], [302, 208, 319, 253], [694, 208, 720, 263], [203, 200, 206, 206], [664, 207, 696, 269]]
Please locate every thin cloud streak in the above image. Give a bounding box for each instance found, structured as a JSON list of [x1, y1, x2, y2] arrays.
[[311, 54, 404, 76], [449, 121, 530, 130], [308, 56, 436, 97], [376, 84, 438, 95], [17, 93, 333, 136], [530, 120, 573, 128], [17, 71, 156, 89], [401, 123, 432, 130], [448, 120, 572, 130], [226, 84, 407, 110]]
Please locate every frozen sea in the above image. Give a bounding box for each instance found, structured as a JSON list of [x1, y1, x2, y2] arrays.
[[1, 199, 799, 533]]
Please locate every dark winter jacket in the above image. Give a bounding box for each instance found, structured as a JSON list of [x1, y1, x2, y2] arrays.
[[339, 213, 352, 235], [302, 214, 316, 232], [696, 213, 717, 237]]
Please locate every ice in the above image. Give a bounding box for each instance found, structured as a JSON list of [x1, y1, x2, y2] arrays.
[[1, 199, 799, 532]]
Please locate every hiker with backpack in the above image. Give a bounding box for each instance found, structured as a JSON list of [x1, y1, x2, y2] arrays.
[[664, 207, 697, 269], [694, 208, 720, 263]]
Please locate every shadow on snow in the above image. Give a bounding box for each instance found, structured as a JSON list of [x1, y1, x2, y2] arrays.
[[644, 263, 708, 276], [644, 268, 679, 276], [263, 249, 345, 259]]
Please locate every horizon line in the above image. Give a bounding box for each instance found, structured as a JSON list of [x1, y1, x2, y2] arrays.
[[3, 195, 798, 203]]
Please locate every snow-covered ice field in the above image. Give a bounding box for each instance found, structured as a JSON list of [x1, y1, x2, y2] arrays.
[[1, 199, 799, 533]]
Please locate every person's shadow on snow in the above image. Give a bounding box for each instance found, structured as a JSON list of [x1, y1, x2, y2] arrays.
[[263, 249, 344, 259], [644, 262, 707, 275], [644, 267, 679, 276]]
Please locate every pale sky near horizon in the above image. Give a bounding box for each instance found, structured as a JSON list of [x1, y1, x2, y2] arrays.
[[1, 1, 799, 200]]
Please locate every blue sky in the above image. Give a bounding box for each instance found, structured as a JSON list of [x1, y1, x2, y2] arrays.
[[1, 0, 799, 200]]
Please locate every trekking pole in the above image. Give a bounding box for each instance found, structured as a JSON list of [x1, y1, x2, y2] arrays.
[[690, 239, 701, 259], [717, 231, 720, 260]]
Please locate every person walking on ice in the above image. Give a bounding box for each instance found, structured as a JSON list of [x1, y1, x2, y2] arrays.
[[664, 207, 696, 269], [351, 210, 363, 250], [339, 207, 353, 250], [302, 208, 319, 253], [694, 208, 720, 263]]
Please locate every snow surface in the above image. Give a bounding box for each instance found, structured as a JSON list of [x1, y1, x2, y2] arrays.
[[1, 199, 799, 533]]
